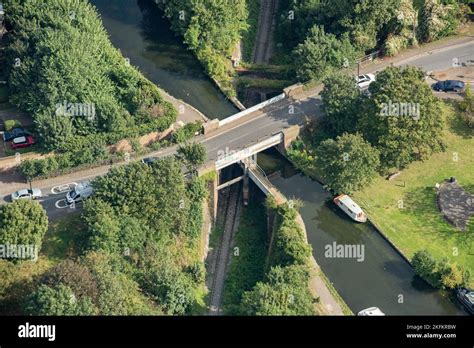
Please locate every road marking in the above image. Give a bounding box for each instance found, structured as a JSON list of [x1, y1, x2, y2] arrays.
[[54, 199, 70, 209], [51, 182, 77, 195]]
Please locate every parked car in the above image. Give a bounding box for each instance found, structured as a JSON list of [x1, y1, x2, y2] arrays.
[[10, 135, 35, 149], [431, 80, 466, 93], [2, 128, 30, 142], [66, 182, 94, 205], [11, 188, 42, 201], [357, 307, 385, 316], [456, 287, 474, 314], [356, 74, 376, 89], [141, 157, 157, 165]]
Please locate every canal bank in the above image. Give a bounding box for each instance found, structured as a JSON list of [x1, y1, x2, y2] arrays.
[[91, 0, 238, 120], [258, 149, 465, 315]]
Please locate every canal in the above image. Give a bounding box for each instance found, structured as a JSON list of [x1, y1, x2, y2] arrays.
[[91, 0, 238, 120], [258, 149, 465, 315]]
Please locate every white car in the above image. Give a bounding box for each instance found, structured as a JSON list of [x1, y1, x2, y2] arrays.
[[11, 188, 42, 201], [356, 74, 376, 89], [357, 307, 385, 316]]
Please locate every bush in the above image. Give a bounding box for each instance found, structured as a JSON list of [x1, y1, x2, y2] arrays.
[[412, 250, 470, 289]]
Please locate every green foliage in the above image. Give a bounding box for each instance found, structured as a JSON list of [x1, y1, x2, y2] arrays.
[[358, 66, 445, 171], [158, 0, 249, 81], [4, 0, 175, 151], [270, 203, 312, 267], [41, 260, 99, 302], [141, 267, 195, 315], [321, 72, 362, 136], [459, 84, 474, 128], [412, 249, 470, 289], [79, 158, 207, 314], [315, 133, 380, 194], [81, 251, 159, 315], [222, 203, 268, 314], [240, 265, 315, 315], [0, 200, 49, 258], [172, 121, 202, 144], [419, 0, 463, 43], [177, 142, 207, 171], [25, 284, 97, 316], [293, 25, 357, 82]]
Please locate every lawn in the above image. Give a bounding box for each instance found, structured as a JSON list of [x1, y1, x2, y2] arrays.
[[353, 104, 474, 285]]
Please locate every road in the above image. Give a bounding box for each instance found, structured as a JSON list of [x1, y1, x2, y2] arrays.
[[1, 38, 473, 220]]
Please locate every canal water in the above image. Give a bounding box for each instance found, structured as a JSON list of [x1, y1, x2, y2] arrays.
[[91, 0, 238, 119], [258, 149, 464, 315]]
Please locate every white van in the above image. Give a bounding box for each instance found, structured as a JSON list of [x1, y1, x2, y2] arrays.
[[66, 182, 93, 205]]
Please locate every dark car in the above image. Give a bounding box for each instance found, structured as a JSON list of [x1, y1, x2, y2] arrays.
[[431, 80, 466, 93], [2, 128, 30, 142], [141, 157, 157, 165], [456, 287, 474, 314]]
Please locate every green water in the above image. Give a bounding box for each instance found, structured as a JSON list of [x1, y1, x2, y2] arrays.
[[91, 0, 238, 119]]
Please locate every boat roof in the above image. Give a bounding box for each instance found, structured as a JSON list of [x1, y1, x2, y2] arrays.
[[336, 194, 364, 214]]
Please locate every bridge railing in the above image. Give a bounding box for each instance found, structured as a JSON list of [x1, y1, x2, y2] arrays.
[[219, 93, 286, 127]]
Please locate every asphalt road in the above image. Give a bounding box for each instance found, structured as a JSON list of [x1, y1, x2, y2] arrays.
[[2, 39, 473, 220]]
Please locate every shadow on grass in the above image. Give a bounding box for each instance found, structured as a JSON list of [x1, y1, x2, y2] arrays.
[[447, 108, 474, 139], [41, 213, 88, 262], [404, 186, 474, 252]]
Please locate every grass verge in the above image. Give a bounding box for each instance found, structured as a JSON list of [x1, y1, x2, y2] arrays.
[[221, 202, 268, 314]]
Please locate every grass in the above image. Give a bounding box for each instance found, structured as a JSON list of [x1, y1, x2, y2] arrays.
[[353, 104, 474, 286], [0, 214, 87, 314], [41, 213, 88, 262], [221, 202, 268, 314]]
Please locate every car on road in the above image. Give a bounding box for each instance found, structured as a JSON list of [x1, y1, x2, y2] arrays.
[[66, 182, 93, 205], [357, 307, 385, 316], [11, 188, 42, 201], [456, 287, 474, 314], [431, 80, 466, 93], [356, 74, 376, 89], [10, 135, 35, 149], [2, 128, 30, 142]]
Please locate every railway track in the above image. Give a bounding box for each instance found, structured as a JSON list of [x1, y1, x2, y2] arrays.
[[252, 0, 278, 64], [208, 170, 242, 315]]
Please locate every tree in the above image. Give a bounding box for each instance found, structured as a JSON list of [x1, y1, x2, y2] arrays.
[[460, 84, 474, 128], [0, 200, 49, 259], [240, 265, 315, 316], [321, 72, 362, 136], [358, 66, 445, 171], [141, 267, 195, 315], [82, 251, 159, 315], [293, 25, 357, 82], [315, 133, 380, 194], [25, 284, 97, 316], [41, 260, 99, 302], [412, 249, 439, 287], [177, 142, 207, 172], [419, 0, 463, 43]]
